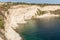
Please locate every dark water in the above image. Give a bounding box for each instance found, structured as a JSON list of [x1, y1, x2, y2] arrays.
[[19, 17, 60, 40]]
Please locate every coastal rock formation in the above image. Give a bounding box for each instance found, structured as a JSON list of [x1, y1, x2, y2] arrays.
[[0, 3, 60, 40]]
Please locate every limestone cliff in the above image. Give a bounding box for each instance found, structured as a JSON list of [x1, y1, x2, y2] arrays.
[[0, 3, 60, 40]]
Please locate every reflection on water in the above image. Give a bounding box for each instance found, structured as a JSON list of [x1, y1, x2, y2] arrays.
[[17, 17, 60, 40]]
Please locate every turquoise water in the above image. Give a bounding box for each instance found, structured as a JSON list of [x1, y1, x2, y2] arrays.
[[18, 17, 60, 40]]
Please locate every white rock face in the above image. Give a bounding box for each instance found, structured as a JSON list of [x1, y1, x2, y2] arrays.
[[41, 6, 60, 11], [5, 27, 22, 40], [4, 5, 60, 40], [0, 29, 5, 40], [0, 37, 3, 40], [5, 5, 38, 40], [8, 5, 38, 28]]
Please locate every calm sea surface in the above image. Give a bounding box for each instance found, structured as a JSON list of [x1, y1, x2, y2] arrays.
[[18, 17, 60, 40]]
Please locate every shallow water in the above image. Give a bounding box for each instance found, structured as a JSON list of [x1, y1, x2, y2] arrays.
[[18, 17, 60, 40]]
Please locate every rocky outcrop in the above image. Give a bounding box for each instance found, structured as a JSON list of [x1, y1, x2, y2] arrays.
[[5, 5, 60, 40], [0, 29, 5, 40]]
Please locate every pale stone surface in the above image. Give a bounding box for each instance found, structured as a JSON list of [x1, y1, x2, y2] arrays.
[[4, 5, 60, 40]]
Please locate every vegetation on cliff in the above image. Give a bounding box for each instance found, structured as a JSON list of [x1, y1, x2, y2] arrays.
[[37, 9, 47, 15], [6, 2, 60, 7], [50, 9, 60, 15], [0, 15, 4, 29]]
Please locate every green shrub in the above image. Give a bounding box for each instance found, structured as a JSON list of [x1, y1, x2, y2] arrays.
[[50, 9, 60, 15], [37, 9, 46, 15], [0, 16, 4, 29]]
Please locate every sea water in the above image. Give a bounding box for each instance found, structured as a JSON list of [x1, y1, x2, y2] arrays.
[[17, 17, 60, 40]]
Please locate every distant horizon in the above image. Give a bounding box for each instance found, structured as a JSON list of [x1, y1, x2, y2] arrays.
[[0, 0, 60, 4], [0, 2, 60, 4]]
